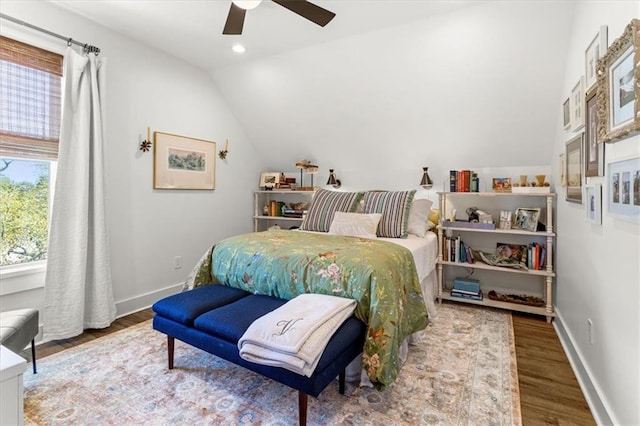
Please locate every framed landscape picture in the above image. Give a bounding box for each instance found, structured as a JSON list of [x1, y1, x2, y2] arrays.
[[566, 134, 583, 204], [154, 132, 216, 190]]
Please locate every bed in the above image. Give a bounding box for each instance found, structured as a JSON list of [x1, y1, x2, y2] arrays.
[[184, 189, 438, 389]]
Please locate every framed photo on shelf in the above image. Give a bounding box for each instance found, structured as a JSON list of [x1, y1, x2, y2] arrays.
[[570, 76, 585, 132], [563, 97, 571, 129], [259, 172, 281, 189], [492, 177, 511, 192], [153, 132, 216, 190], [566, 133, 583, 204], [608, 156, 640, 223], [596, 19, 640, 143], [585, 25, 608, 90], [584, 88, 604, 177], [513, 207, 541, 232], [585, 183, 602, 225]]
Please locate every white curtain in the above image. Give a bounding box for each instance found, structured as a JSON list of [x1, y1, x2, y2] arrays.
[[43, 47, 115, 340]]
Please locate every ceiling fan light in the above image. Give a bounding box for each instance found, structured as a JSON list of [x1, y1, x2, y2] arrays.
[[232, 0, 262, 10]]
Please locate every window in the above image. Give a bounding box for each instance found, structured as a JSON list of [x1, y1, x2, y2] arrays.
[[0, 36, 63, 267]]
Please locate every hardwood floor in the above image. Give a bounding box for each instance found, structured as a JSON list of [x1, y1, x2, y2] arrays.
[[34, 307, 595, 425]]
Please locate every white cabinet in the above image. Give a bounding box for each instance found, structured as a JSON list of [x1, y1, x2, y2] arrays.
[[253, 190, 315, 232], [1, 346, 27, 426], [436, 192, 556, 322]]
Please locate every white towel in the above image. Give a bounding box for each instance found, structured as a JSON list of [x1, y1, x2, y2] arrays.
[[238, 294, 357, 377]]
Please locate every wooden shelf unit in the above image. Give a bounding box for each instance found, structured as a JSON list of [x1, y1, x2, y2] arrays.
[[253, 189, 315, 232], [436, 191, 556, 322]]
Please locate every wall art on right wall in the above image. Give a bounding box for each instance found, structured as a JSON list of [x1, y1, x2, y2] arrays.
[[608, 156, 640, 223]]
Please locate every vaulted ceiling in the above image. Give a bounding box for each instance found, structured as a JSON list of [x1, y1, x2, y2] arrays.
[[52, 0, 486, 72]]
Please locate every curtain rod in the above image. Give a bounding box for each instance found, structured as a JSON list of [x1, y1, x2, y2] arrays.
[[0, 13, 100, 54]]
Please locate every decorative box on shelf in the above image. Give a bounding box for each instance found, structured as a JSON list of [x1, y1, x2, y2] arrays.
[[511, 186, 551, 194]]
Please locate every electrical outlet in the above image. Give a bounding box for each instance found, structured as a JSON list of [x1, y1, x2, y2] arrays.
[[587, 318, 594, 344], [174, 256, 182, 269]]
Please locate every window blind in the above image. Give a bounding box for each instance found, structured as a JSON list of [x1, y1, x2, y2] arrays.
[[0, 36, 63, 161]]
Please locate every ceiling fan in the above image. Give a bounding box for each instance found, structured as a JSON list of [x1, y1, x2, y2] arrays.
[[223, 0, 336, 35]]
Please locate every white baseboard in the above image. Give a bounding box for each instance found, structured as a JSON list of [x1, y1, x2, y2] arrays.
[[553, 307, 616, 425], [34, 282, 184, 346], [115, 282, 184, 318]]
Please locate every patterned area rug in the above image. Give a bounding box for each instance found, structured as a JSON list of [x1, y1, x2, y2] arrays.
[[24, 303, 521, 425]]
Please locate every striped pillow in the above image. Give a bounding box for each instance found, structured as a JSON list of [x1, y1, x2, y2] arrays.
[[363, 190, 416, 238], [300, 189, 365, 232]]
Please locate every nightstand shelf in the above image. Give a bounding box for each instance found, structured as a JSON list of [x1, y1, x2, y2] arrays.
[[253, 190, 315, 232]]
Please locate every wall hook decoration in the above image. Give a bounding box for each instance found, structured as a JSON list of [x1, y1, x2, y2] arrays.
[[139, 126, 152, 152], [218, 139, 229, 160]]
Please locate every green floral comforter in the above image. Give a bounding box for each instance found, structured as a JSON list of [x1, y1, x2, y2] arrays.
[[184, 229, 428, 389]]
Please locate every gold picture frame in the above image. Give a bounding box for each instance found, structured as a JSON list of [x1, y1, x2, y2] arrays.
[[566, 133, 583, 204], [153, 132, 216, 190], [596, 19, 640, 143]]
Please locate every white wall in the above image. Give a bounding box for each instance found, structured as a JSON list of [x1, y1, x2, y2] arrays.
[[0, 1, 264, 317], [210, 1, 574, 191], [553, 3, 639, 425]]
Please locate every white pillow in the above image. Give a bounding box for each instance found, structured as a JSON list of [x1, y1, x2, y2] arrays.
[[328, 212, 382, 239], [407, 199, 434, 237]]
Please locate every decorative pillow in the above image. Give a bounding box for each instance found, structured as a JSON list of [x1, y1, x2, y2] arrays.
[[407, 198, 434, 238], [428, 208, 440, 229], [328, 212, 382, 239], [363, 190, 416, 238], [300, 189, 365, 233]]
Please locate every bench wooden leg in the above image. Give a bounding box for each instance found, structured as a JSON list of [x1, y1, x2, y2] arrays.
[[167, 336, 174, 369], [298, 391, 307, 426]]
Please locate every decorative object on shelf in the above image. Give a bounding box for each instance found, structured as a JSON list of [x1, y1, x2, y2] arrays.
[[607, 156, 640, 223], [562, 97, 571, 130], [419, 167, 433, 189], [259, 171, 280, 189], [585, 183, 602, 225], [294, 159, 319, 191], [518, 175, 528, 187], [596, 19, 640, 143], [139, 126, 152, 152], [585, 25, 608, 90], [487, 290, 545, 307], [153, 132, 216, 190], [570, 76, 585, 132], [218, 139, 229, 160], [534, 175, 546, 186], [326, 169, 341, 189], [513, 207, 541, 232], [585, 88, 604, 177], [492, 177, 511, 192], [566, 133, 584, 203], [499, 210, 512, 230]]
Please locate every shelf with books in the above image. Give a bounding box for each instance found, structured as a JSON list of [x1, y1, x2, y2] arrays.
[[253, 190, 315, 232], [436, 191, 556, 322]]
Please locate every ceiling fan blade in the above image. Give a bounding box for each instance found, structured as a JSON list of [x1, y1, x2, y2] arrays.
[[271, 0, 336, 27], [223, 3, 247, 35]]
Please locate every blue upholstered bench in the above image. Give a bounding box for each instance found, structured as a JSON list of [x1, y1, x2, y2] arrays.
[[152, 285, 366, 426]]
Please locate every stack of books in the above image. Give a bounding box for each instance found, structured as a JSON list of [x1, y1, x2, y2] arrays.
[[450, 277, 483, 301]]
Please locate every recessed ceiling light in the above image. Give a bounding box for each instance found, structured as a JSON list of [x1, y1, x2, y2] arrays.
[[232, 44, 246, 54]]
